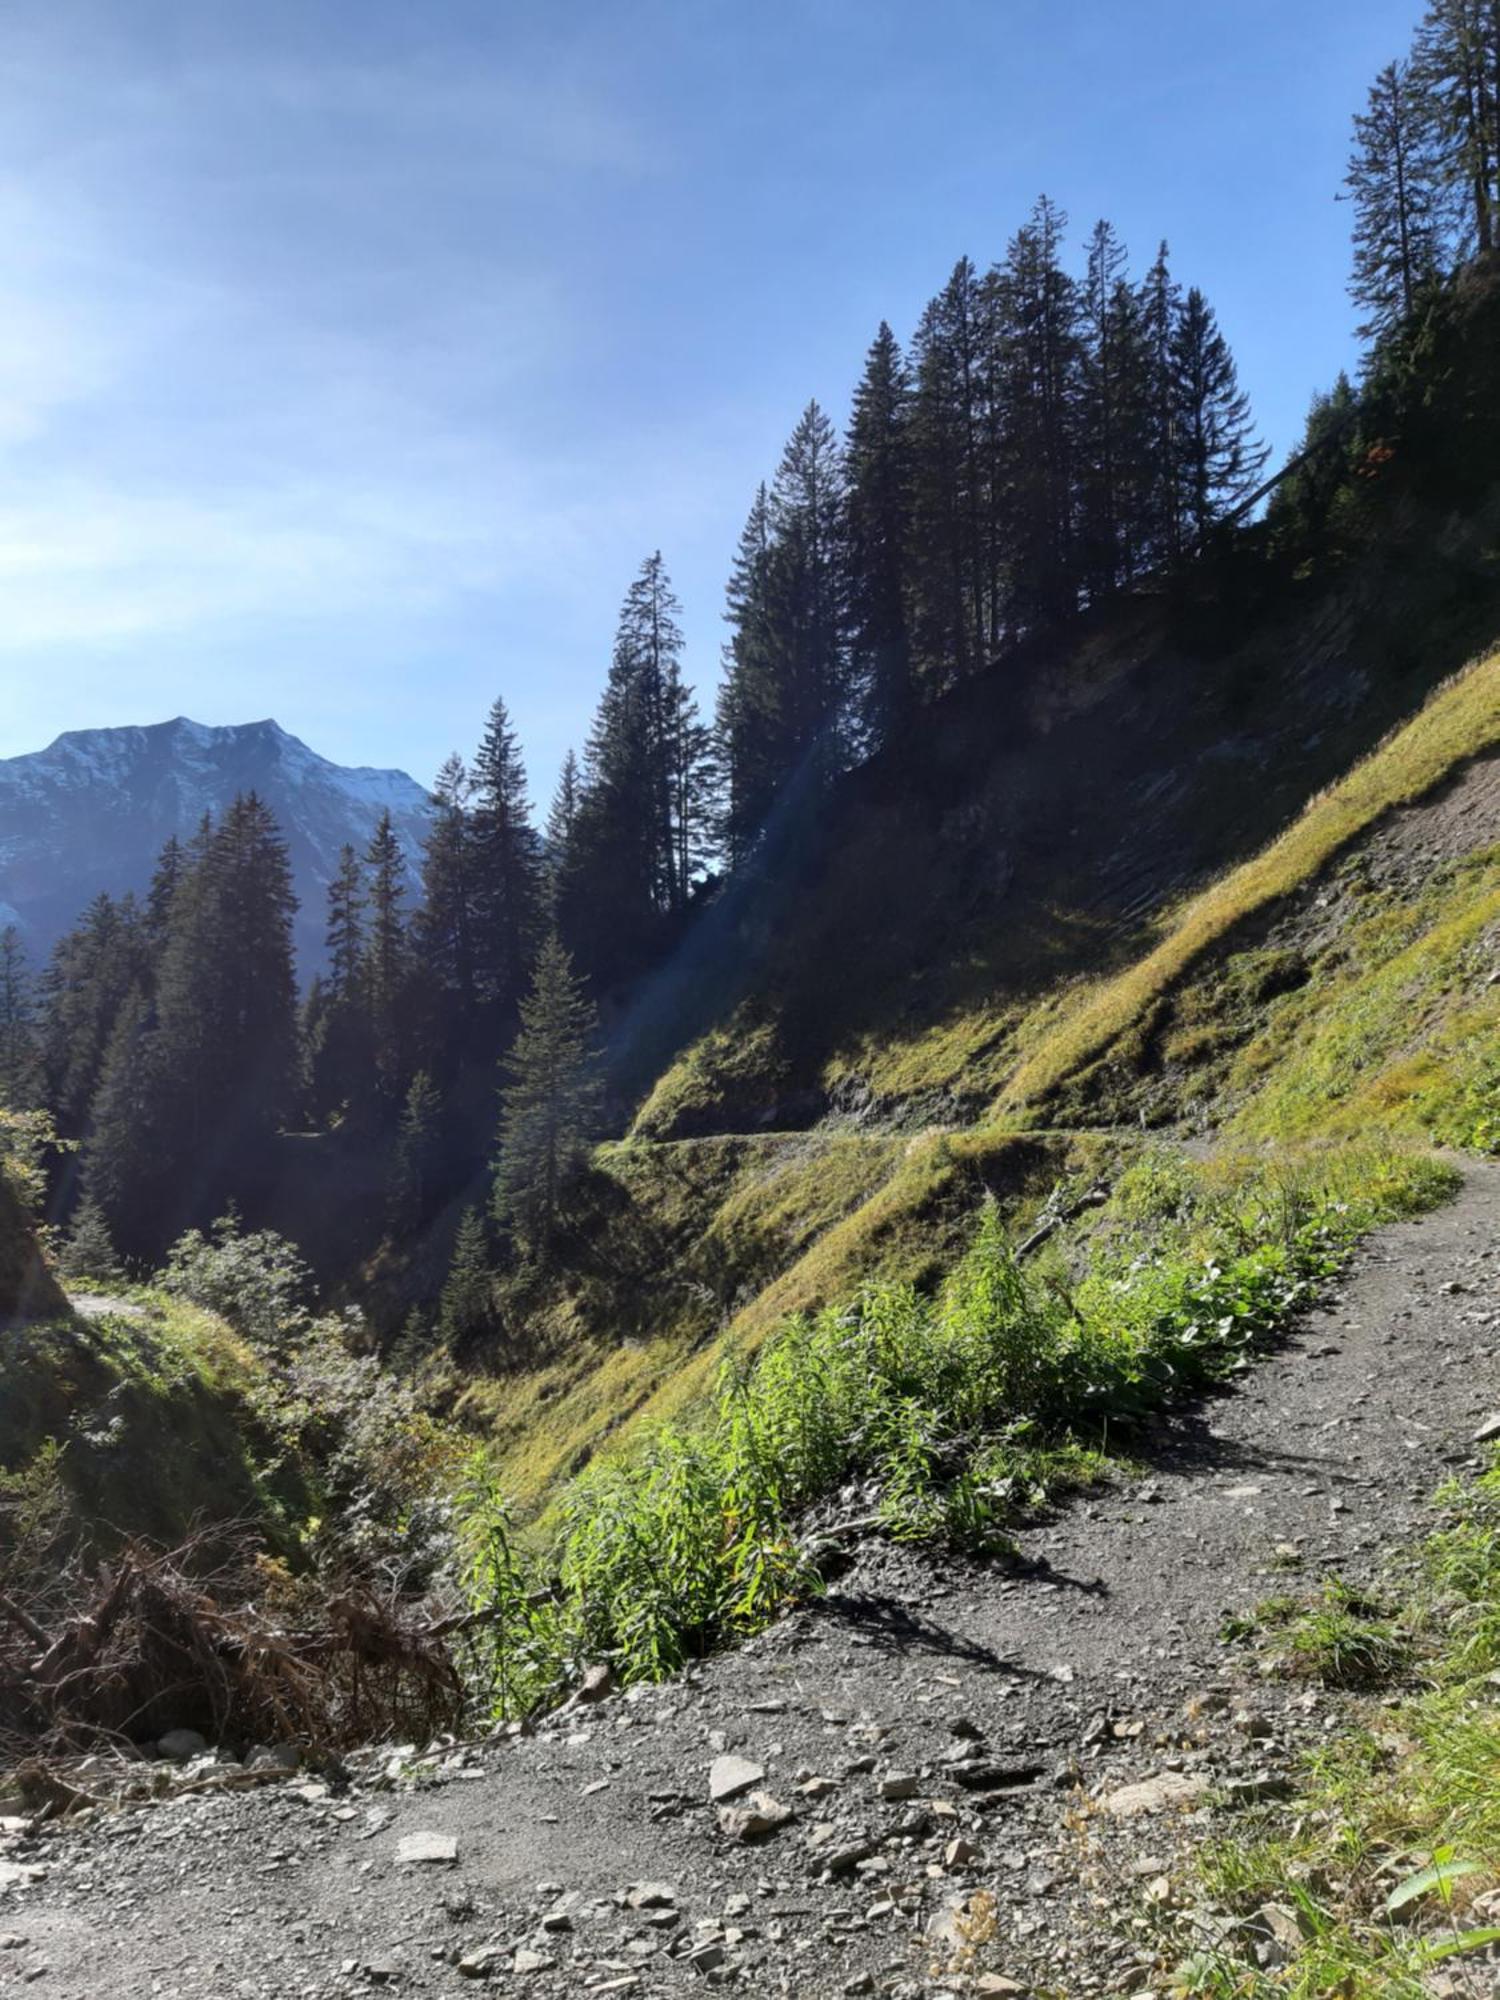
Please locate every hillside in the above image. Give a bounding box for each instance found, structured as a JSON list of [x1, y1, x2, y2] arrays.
[[453, 630, 1500, 1514], [0, 716, 430, 973]]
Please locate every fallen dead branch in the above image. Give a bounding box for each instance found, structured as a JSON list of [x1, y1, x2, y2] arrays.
[[0, 1532, 467, 1761]]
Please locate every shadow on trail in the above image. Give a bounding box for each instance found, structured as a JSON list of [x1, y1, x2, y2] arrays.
[[813, 1589, 1048, 1677]]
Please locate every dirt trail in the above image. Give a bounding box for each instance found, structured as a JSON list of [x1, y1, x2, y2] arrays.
[[5, 1164, 1498, 1999]]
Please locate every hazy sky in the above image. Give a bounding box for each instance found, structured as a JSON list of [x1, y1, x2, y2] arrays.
[[0, 0, 1425, 800]]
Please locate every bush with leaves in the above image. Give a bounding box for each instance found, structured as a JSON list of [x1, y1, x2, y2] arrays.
[[160, 1209, 313, 1347]]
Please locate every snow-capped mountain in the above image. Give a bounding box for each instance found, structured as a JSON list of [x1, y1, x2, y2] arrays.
[[0, 717, 431, 974]]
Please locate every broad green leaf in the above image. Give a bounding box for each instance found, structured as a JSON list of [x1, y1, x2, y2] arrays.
[[1385, 1857, 1483, 1913]]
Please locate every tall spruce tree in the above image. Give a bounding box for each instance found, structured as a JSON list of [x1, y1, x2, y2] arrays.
[[41, 893, 150, 1136], [844, 322, 917, 751], [412, 755, 483, 1073], [907, 260, 989, 688], [363, 810, 408, 1113], [144, 836, 184, 951], [1414, 0, 1499, 254], [491, 933, 601, 1255], [997, 196, 1083, 628], [470, 697, 543, 1022], [438, 1206, 494, 1348], [716, 484, 781, 865], [1138, 241, 1185, 567], [1347, 59, 1447, 341], [389, 1068, 444, 1224], [153, 792, 300, 1155], [1077, 220, 1152, 596], [765, 401, 849, 785], [0, 927, 41, 1109], [1169, 287, 1268, 541], [83, 987, 172, 1257], [308, 844, 371, 1122]]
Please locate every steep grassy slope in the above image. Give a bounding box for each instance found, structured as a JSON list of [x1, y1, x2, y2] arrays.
[[997, 651, 1500, 1133], [457, 1125, 1119, 1505], [0, 1295, 313, 1553], [465, 640, 1500, 1518]]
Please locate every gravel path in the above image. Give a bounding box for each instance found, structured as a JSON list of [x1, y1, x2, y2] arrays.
[[5, 1162, 1497, 1999]]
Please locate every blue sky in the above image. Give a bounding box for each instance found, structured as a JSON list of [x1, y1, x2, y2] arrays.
[[0, 0, 1424, 802]]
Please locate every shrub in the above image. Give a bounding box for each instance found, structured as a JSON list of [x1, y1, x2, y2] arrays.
[[160, 1210, 313, 1347]]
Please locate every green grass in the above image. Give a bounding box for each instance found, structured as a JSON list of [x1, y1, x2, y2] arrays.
[[0, 1292, 312, 1553], [993, 648, 1500, 1123], [454, 1140, 1452, 1718], [1183, 1456, 1500, 1998]]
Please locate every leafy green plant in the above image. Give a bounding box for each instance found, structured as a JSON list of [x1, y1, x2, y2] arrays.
[[160, 1209, 313, 1347], [452, 1141, 1449, 1716]]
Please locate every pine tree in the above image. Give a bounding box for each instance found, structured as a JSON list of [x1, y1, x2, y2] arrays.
[[1138, 242, 1185, 567], [41, 892, 151, 1135], [844, 322, 917, 751], [1347, 59, 1447, 342], [1265, 374, 1364, 555], [364, 809, 408, 1111], [569, 554, 714, 986], [84, 987, 174, 1258], [305, 846, 373, 1124], [438, 1206, 494, 1348], [0, 927, 41, 1109], [907, 260, 990, 689], [491, 934, 602, 1255], [1076, 220, 1152, 595], [1169, 287, 1269, 541], [765, 401, 848, 781], [1414, 0, 1498, 255], [997, 196, 1083, 627], [326, 844, 366, 1001], [389, 1068, 445, 1223], [716, 484, 781, 865], [144, 836, 184, 951], [58, 1195, 123, 1284], [470, 697, 543, 1023], [129, 793, 300, 1250], [412, 756, 482, 1070]]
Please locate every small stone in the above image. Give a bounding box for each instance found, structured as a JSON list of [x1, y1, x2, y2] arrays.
[[364, 1961, 400, 1986], [878, 1770, 919, 1801], [1224, 1772, 1293, 1804], [973, 1978, 1028, 1997], [1232, 1710, 1274, 1741], [157, 1729, 209, 1762], [625, 1882, 677, 1909], [1099, 1772, 1211, 1818], [824, 1838, 878, 1875], [717, 1790, 793, 1841], [798, 1775, 840, 1798], [688, 1941, 726, 1975], [512, 1948, 555, 1975], [577, 1662, 615, 1704], [1473, 1414, 1500, 1445], [457, 1946, 505, 1978], [708, 1754, 764, 1803], [396, 1831, 458, 1866], [944, 1837, 980, 1868], [947, 1716, 984, 1740], [245, 1743, 302, 1773]]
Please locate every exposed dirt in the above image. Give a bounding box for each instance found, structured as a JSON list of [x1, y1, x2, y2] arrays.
[[3, 1164, 1497, 1999]]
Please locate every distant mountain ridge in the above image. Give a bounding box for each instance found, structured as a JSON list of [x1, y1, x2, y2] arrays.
[[0, 716, 431, 974]]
